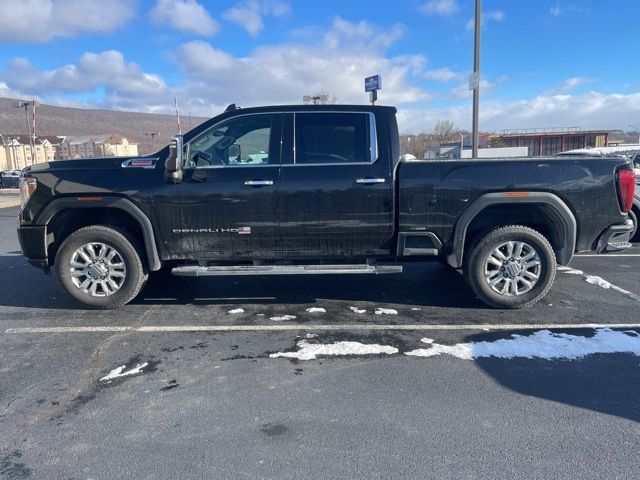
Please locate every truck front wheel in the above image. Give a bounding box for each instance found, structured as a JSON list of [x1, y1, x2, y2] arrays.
[[464, 225, 557, 309], [55, 225, 148, 309]]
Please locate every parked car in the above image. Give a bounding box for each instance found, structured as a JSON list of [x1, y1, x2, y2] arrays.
[[17, 104, 636, 309], [1, 170, 21, 189], [631, 154, 640, 241]]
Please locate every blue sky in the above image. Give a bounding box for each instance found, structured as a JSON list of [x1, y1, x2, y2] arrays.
[[1, 0, 639, 133]]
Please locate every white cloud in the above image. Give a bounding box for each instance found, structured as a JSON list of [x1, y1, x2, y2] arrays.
[[397, 90, 640, 134], [1, 18, 428, 115], [550, 3, 588, 17], [150, 0, 219, 36], [223, 0, 291, 37], [424, 67, 463, 83], [466, 10, 506, 31], [2, 51, 169, 111], [172, 17, 428, 109], [0, 0, 135, 43], [419, 0, 459, 16], [543, 76, 591, 95]]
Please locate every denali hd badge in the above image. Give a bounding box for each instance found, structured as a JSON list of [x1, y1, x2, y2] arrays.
[[172, 227, 252, 235]]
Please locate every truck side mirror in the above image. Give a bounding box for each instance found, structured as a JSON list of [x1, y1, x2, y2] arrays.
[[165, 134, 184, 183]]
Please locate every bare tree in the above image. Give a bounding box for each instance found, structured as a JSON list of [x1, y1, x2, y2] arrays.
[[432, 120, 460, 145]]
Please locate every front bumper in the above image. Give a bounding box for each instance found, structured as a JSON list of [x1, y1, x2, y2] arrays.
[[595, 219, 634, 253], [17, 225, 49, 270]]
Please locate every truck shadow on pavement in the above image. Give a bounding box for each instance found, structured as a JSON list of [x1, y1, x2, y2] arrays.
[[133, 262, 485, 309], [0, 254, 484, 310], [466, 331, 640, 424]]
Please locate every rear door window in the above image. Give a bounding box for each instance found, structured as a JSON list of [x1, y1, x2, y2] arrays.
[[294, 113, 370, 165]]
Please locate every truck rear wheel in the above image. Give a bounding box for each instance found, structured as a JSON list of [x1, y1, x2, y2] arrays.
[[55, 225, 148, 309], [629, 208, 638, 241], [464, 225, 557, 309]]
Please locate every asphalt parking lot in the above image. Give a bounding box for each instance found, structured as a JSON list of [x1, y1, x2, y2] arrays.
[[2, 203, 640, 479]]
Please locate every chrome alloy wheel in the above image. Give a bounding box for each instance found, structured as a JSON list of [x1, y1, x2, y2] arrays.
[[69, 242, 127, 297], [484, 241, 542, 297]]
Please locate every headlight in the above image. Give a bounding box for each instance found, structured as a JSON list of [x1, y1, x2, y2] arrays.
[[19, 176, 37, 208]]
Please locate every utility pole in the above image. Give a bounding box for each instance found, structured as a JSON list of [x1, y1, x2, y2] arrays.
[[8, 137, 18, 170], [15, 101, 34, 163], [471, 0, 482, 158], [145, 132, 159, 151]]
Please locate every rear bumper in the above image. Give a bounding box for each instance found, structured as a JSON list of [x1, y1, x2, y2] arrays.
[[595, 219, 634, 253], [17, 225, 49, 270]]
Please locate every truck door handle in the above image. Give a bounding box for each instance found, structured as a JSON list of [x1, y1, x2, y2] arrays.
[[244, 180, 274, 187], [355, 178, 386, 185]]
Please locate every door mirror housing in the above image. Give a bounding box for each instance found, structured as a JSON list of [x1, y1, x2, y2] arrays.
[[165, 134, 184, 183]]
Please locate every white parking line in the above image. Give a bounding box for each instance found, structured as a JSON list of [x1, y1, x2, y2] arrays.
[[574, 254, 640, 257], [5, 323, 640, 334]]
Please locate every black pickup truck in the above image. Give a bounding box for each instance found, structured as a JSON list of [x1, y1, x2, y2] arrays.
[[17, 105, 636, 309]]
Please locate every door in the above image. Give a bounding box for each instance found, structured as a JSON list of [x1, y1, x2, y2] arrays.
[[154, 113, 282, 259], [276, 112, 394, 258]]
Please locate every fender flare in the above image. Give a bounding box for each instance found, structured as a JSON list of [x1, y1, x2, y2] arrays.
[[35, 196, 162, 271], [446, 192, 577, 268]]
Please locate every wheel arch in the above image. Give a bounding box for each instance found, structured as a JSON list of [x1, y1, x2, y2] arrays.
[[446, 192, 577, 269], [37, 196, 162, 271]]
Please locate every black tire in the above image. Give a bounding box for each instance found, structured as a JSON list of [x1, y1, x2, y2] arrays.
[[55, 225, 148, 309], [464, 225, 557, 309], [629, 208, 638, 242]]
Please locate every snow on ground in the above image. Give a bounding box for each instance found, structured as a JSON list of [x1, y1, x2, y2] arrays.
[[349, 307, 366, 314], [375, 308, 398, 315], [270, 315, 297, 322], [585, 276, 612, 289], [270, 340, 399, 361], [100, 363, 149, 382], [227, 308, 245, 314], [558, 266, 583, 275], [405, 329, 640, 360], [305, 307, 326, 313]]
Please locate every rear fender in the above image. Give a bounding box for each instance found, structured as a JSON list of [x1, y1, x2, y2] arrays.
[[447, 192, 577, 268]]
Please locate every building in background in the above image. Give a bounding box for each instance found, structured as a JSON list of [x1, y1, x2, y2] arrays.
[[0, 133, 138, 170], [62, 134, 138, 159], [494, 128, 611, 157]]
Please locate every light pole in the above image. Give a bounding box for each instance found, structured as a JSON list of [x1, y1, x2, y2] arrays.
[[145, 132, 159, 152], [471, 0, 482, 158], [629, 124, 640, 146]]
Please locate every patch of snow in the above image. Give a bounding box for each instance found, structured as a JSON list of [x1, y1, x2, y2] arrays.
[[305, 307, 326, 313], [348, 307, 366, 314], [270, 340, 399, 361], [100, 363, 148, 382], [558, 266, 583, 275], [411, 307, 421, 311], [227, 308, 245, 314], [405, 329, 640, 360], [375, 308, 398, 315], [270, 315, 297, 322], [305, 333, 318, 339], [585, 276, 611, 289]]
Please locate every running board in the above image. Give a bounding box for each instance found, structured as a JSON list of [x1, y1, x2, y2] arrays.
[[171, 264, 403, 277]]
